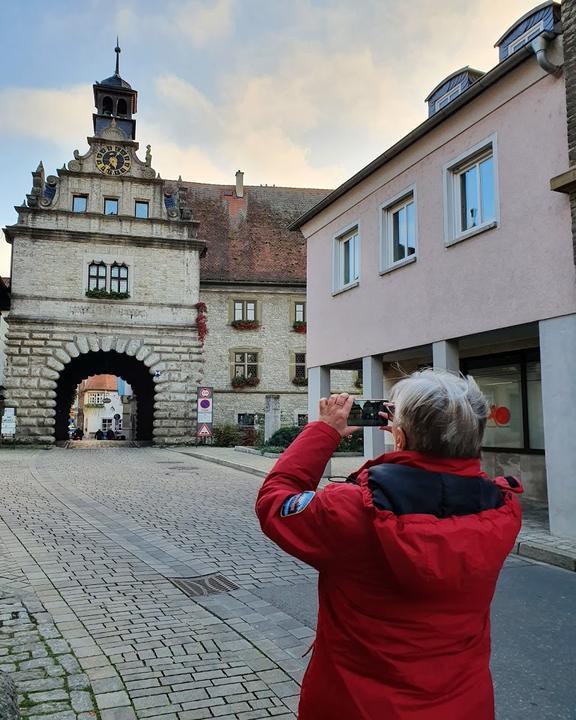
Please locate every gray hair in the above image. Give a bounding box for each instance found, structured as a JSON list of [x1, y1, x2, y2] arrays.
[[390, 369, 489, 458]]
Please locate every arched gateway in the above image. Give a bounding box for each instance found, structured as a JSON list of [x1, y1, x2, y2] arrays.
[[2, 51, 205, 445]]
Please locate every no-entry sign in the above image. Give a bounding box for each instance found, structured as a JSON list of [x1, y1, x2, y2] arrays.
[[197, 387, 213, 437]]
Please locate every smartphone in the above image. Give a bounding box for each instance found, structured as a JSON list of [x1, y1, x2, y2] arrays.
[[347, 400, 394, 426]]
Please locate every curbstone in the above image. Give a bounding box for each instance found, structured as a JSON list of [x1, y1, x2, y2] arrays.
[[0, 671, 20, 720]]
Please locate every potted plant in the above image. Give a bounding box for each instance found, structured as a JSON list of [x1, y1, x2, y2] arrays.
[[231, 320, 260, 330], [231, 376, 260, 388], [293, 321, 307, 333], [292, 376, 308, 387]]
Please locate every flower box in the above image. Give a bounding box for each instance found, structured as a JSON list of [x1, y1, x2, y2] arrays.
[[293, 322, 307, 333], [292, 377, 308, 387], [231, 376, 260, 388], [85, 289, 130, 300], [231, 320, 260, 330]]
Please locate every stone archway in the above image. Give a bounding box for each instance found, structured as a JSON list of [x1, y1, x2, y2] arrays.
[[3, 328, 203, 445], [54, 350, 155, 442]]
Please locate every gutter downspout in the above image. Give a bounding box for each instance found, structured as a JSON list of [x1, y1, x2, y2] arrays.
[[531, 35, 563, 76]]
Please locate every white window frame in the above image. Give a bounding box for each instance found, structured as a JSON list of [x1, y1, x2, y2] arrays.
[[294, 301, 306, 323], [110, 263, 129, 294], [434, 82, 462, 113], [332, 222, 360, 294], [507, 20, 545, 56], [443, 134, 499, 247], [380, 185, 417, 274], [233, 300, 256, 322]]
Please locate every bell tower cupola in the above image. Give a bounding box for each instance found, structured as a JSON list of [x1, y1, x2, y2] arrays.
[[92, 40, 138, 140]]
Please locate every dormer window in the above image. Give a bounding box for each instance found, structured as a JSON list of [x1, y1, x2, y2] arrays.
[[434, 83, 462, 113], [425, 67, 484, 117], [495, 2, 561, 62]]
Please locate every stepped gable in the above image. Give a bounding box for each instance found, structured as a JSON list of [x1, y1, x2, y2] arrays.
[[179, 182, 331, 284]]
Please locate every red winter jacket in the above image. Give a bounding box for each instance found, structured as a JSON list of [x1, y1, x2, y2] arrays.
[[255, 422, 522, 720]]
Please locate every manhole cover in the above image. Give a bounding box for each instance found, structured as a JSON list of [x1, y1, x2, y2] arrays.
[[169, 574, 239, 598]]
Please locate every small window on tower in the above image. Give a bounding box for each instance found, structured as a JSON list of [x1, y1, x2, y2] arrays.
[[102, 96, 113, 115], [72, 195, 88, 213], [117, 98, 128, 116], [104, 198, 118, 215], [135, 201, 149, 219]]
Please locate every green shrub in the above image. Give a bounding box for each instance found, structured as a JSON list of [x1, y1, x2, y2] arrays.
[[212, 424, 241, 447], [266, 425, 303, 449], [339, 432, 364, 452], [259, 445, 286, 455]]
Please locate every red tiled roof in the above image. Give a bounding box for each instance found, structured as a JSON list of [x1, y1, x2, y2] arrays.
[[174, 182, 331, 284], [80, 374, 118, 392]]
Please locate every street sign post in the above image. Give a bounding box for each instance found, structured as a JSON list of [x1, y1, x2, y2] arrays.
[[196, 387, 213, 440]]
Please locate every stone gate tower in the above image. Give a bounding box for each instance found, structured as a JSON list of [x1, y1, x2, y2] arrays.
[[3, 46, 205, 444]]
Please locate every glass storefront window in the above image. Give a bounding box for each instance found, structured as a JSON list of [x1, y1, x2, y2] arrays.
[[471, 365, 524, 448], [526, 361, 545, 450]]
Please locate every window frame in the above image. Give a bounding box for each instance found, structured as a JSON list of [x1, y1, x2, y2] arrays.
[[104, 197, 119, 216], [88, 261, 107, 291], [72, 194, 88, 213], [110, 263, 129, 294], [443, 135, 499, 247], [333, 222, 360, 294], [380, 185, 418, 274], [294, 301, 306, 323], [434, 82, 462, 113], [233, 299, 257, 322], [461, 348, 543, 454], [232, 350, 260, 380], [101, 418, 113, 432], [134, 200, 149, 219], [294, 352, 307, 380], [506, 20, 545, 56]]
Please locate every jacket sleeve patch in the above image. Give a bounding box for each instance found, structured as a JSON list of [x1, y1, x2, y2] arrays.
[[280, 491, 315, 518]]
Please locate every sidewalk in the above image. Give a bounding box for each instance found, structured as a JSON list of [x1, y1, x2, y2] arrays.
[[177, 446, 576, 573]]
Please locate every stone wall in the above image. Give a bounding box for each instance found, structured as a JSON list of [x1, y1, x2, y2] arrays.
[[3, 319, 203, 445], [200, 286, 356, 429], [0, 315, 7, 395]]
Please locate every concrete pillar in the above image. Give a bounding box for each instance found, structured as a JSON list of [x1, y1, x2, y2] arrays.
[[307, 365, 331, 477], [539, 315, 576, 540], [432, 340, 460, 372], [362, 355, 386, 460]]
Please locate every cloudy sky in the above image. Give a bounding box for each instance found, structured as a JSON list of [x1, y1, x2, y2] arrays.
[[0, 0, 540, 275]]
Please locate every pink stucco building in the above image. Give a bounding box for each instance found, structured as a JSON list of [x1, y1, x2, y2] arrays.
[[293, 2, 576, 540]]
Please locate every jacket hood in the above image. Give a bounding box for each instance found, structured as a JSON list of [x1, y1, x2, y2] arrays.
[[356, 454, 523, 591]]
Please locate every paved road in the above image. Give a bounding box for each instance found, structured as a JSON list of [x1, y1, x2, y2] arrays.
[[0, 447, 574, 720]]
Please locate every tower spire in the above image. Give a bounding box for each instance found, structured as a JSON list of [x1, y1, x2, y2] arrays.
[[115, 37, 121, 76]]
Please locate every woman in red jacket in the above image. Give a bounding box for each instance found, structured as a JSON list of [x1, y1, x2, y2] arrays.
[[256, 369, 522, 720]]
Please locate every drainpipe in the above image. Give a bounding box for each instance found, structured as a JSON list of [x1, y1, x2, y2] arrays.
[[531, 35, 563, 76]]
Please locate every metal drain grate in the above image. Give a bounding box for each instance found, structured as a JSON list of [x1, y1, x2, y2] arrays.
[[169, 574, 239, 598]]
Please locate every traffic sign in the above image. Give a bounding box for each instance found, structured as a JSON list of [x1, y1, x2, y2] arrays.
[[197, 423, 213, 437], [199, 387, 212, 399]]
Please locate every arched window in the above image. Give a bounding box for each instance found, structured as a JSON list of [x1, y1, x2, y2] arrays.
[[88, 262, 107, 291], [110, 263, 129, 294], [117, 98, 128, 116], [102, 96, 113, 115]]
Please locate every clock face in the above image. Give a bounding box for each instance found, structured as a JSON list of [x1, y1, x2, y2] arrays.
[[95, 145, 131, 176]]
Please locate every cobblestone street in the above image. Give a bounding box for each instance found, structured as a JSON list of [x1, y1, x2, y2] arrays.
[[0, 448, 318, 720], [1, 447, 575, 720]]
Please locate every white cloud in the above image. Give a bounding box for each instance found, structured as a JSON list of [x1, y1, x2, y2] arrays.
[[0, 85, 93, 150], [175, 0, 234, 47]]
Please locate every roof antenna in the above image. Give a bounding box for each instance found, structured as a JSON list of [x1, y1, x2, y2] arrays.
[[115, 37, 121, 76]]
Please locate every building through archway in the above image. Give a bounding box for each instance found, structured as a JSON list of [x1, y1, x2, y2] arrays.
[[55, 351, 155, 442]]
